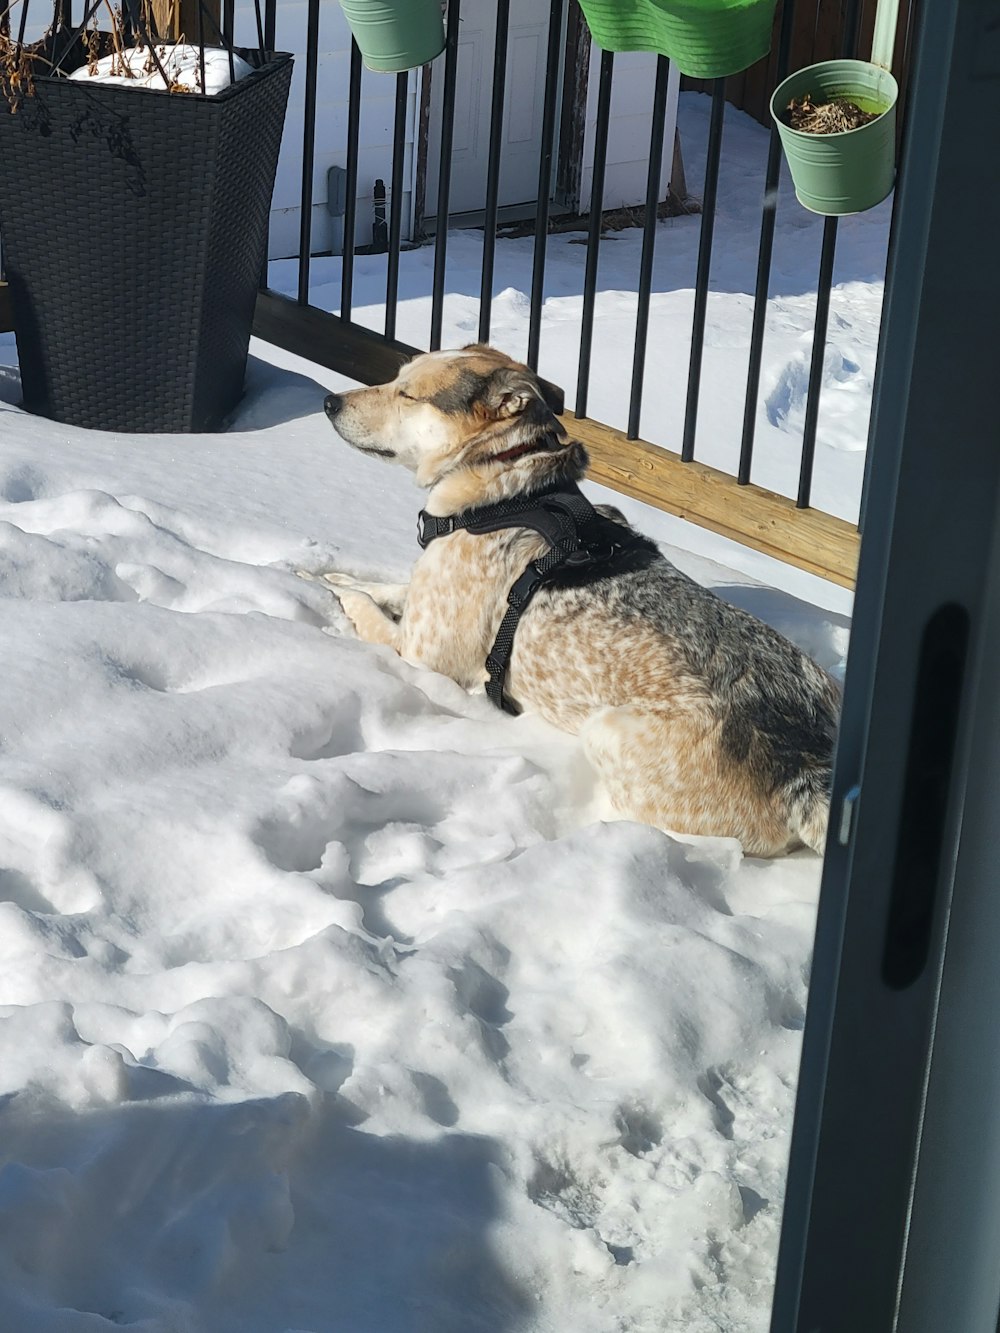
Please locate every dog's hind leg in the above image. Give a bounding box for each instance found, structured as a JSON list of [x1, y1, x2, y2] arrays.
[[579, 704, 793, 857], [579, 703, 709, 831]]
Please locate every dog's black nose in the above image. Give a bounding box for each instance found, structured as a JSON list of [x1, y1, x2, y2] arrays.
[[324, 393, 343, 419]]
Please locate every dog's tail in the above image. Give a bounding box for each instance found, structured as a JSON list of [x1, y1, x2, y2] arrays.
[[787, 765, 833, 855]]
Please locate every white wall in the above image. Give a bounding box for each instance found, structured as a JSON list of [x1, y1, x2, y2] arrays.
[[236, 3, 681, 257], [578, 48, 681, 214], [233, 0, 418, 259]]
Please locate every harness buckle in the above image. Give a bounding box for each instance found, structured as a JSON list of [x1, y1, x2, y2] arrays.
[[508, 564, 543, 609], [416, 511, 454, 548], [564, 534, 632, 569]]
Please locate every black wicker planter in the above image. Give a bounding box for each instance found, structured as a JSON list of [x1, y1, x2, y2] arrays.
[[0, 43, 292, 433]]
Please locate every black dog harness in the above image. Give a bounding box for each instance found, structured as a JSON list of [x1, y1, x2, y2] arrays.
[[417, 480, 658, 714]]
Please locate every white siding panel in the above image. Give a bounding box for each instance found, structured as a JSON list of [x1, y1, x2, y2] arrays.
[[231, 0, 419, 257], [239, 1, 683, 257], [578, 49, 681, 214]]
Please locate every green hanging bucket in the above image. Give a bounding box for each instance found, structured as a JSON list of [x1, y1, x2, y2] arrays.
[[339, 0, 446, 73], [576, 0, 779, 79], [770, 59, 898, 215], [770, 0, 900, 216]]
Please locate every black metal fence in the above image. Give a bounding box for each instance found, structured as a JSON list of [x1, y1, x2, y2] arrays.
[[1, 0, 905, 559], [250, 0, 908, 536]]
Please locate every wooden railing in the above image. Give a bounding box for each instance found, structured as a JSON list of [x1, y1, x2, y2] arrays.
[[570, 413, 859, 588]]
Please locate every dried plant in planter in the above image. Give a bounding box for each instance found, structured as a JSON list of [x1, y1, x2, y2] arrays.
[[0, 0, 293, 433], [0, 40, 36, 110], [1, 0, 242, 107], [786, 92, 882, 135], [1, 0, 52, 111]]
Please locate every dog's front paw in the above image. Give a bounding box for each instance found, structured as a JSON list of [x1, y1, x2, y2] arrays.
[[320, 571, 366, 590], [322, 572, 362, 589], [294, 569, 366, 590], [334, 587, 402, 651], [335, 586, 377, 620]]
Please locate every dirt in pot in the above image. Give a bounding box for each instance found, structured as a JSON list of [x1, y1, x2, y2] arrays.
[[786, 93, 885, 134]]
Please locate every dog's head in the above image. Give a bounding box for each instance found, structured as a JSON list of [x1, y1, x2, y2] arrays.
[[324, 345, 583, 491]]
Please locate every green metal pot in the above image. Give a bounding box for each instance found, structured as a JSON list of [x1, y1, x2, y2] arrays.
[[339, 0, 446, 73], [771, 59, 898, 216], [577, 0, 779, 79]]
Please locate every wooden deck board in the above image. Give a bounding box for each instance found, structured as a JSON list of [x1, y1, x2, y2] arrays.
[[565, 411, 860, 589]]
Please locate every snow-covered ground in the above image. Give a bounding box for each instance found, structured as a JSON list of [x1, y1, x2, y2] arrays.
[[0, 94, 875, 1331]]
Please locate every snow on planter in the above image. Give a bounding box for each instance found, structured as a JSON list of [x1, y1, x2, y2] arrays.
[[68, 44, 254, 95]]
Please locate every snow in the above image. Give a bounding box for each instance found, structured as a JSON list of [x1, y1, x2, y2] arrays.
[[68, 45, 253, 95], [0, 93, 872, 1331]]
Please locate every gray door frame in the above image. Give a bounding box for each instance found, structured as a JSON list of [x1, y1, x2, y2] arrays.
[[770, 0, 1000, 1328]]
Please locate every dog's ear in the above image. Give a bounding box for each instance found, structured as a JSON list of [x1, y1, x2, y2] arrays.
[[537, 375, 565, 416], [482, 367, 564, 419], [483, 368, 538, 418]]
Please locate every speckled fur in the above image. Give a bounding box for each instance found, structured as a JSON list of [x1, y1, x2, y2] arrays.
[[323, 346, 840, 857]]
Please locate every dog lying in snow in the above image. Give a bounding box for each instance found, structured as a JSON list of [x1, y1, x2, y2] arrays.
[[321, 344, 840, 858]]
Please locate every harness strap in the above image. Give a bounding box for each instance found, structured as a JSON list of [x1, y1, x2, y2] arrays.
[[417, 478, 586, 551], [417, 482, 651, 713], [485, 563, 546, 713]]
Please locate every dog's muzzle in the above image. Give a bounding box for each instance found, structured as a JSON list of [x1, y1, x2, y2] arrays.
[[324, 393, 343, 420]]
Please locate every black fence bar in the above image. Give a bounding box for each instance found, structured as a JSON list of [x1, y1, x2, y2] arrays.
[[196, 0, 207, 108], [251, 0, 265, 53], [254, 0, 275, 290], [797, 0, 865, 504], [430, 0, 462, 351], [575, 48, 614, 420], [296, 0, 321, 306], [385, 72, 409, 340], [220, 0, 235, 82], [680, 77, 726, 462], [526, 0, 565, 371], [49, 0, 103, 75], [843, 0, 863, 56], [738, 130, 785, 482], [340, 41, 363, 321], [478, 0, 511, 344], [738, 0, 797, 484], [797, 216, 838, 507], [627, 55, 671, 440]]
